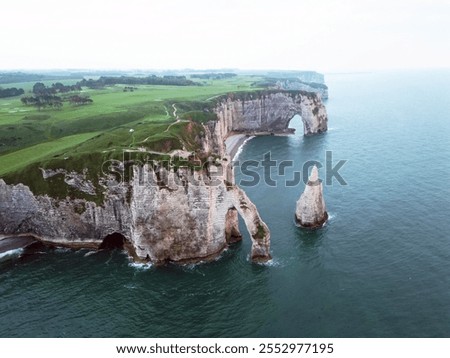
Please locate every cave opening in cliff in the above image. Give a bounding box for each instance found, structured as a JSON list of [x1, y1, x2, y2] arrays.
[[99, 232, 127, 250]]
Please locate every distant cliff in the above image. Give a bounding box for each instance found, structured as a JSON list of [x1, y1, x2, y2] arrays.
[[0, 90, 327, 265], [216, 91, 327, 135], [277, 80, 328, 100], [203, 91, 328, 156]]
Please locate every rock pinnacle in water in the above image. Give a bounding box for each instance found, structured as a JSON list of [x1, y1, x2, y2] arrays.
[[295, 165, 328, 228]]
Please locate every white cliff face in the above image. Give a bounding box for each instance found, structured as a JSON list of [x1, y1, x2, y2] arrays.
[[213, 91, 327, 137], [295, 166, 328, 228], [0, 163, 271, 264], [0, 179, 130, 248], [125, 165, 270, 264]]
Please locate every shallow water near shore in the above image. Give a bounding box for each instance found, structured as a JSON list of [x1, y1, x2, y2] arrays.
[[1, 70, 450, 337]]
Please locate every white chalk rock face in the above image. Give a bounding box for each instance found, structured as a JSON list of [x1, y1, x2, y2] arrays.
[[295, 166, 328, 228]]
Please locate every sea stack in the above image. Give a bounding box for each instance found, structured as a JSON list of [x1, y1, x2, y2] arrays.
[[295, 165, 328, 228]]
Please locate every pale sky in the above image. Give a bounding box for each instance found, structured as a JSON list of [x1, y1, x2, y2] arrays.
[[1, 0, 449, 72]]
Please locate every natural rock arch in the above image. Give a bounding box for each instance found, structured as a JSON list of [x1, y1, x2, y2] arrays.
[[227, 187, 271, 262], [214, 91, 328, 137], [225, 208, 242, 244], [285, 113, 306, 134]]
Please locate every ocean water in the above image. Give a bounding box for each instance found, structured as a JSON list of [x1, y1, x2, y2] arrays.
[[1, 71, 450, 337]]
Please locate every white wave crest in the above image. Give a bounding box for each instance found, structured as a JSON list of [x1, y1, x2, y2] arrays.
[[233, 136, 255, 161], [83, 250, 97, 257], [128, 262, 153, 271], [0, 248, 23, 260], [258, 258, 283, 267]]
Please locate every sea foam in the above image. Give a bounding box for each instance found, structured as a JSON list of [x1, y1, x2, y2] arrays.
[[233, 136, 255, 161], [0, 248, 23, 260], [128, 261, 153, 271]]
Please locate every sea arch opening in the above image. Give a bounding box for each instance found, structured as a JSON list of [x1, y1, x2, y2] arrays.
[[225, 207, 242, 244], [287, 114, 306, 136], [224, 187, 271, 262]]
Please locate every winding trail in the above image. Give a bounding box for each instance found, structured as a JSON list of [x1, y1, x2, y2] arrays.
[[163, 105, 170, 118], [142, 104, 188, 142], [164, 103, 188, 132], [205, 95, 220, 101], [172, 103, 179, 119], [164, 119, 182, 132]]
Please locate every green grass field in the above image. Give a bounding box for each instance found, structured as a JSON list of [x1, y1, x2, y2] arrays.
[[0, 75, 262, 187], [0, 132, 101, 176]]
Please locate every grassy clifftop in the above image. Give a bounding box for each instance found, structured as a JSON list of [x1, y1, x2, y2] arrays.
[[0, 73, 318, 202], [0, 75, 265, 201]]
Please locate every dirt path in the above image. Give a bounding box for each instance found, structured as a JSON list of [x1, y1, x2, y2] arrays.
[[205, 95, 220, 101], [164, 118, 190, 132], [142, 104, 188, 142], [163, 105, 170, 118], [172, 103, 179, 119], [163, 103, 189, 132]]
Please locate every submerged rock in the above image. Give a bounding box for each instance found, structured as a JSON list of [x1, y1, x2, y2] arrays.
[[295, 166, 328, 228]]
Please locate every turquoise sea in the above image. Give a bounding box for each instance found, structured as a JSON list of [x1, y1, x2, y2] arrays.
[[1, 70, 450, 337]]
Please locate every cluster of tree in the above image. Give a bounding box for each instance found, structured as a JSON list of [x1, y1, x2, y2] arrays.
[[77, 75, 200, 88], [32, 82, 81, 95], [21, 95, 63, 110], [190, 73, 237, 80], [123, 86, 138, 92], [67, 95, 93, 105], [0, 87, 25, 98], [21, 93, 93, 110], [76, 78, 104, 89]]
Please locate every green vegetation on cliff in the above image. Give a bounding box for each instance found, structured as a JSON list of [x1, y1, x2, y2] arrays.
[[0, 74, 263, 200], [0, 72, 319, 202]]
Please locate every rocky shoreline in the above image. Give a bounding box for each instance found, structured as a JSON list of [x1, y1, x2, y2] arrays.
[[0, 235, 37, 256], [225, 134, 253, 160]]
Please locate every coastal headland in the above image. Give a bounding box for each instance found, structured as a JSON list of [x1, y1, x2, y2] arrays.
[[0, 72, 327, 265]]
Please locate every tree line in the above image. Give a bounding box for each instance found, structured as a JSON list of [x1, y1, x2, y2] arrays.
[[21, 94, 93, 110], [190, 73, 237, 80], [77, 75, 200, 89], [32, 82, 82, 95], [0, 71, 80, 85], [15, 74, 201, 111], [20, 82, 92, 110], [21, 95, 63, 110], [0, 87, 25, 98]]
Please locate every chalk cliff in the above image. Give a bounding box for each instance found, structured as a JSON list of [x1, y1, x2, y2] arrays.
[[201, 91, 327, 158], [0, 90, 327, 264], [0, 166, 271, 265], [295, 165, 328, 228], [214, 91, 327, 137]]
